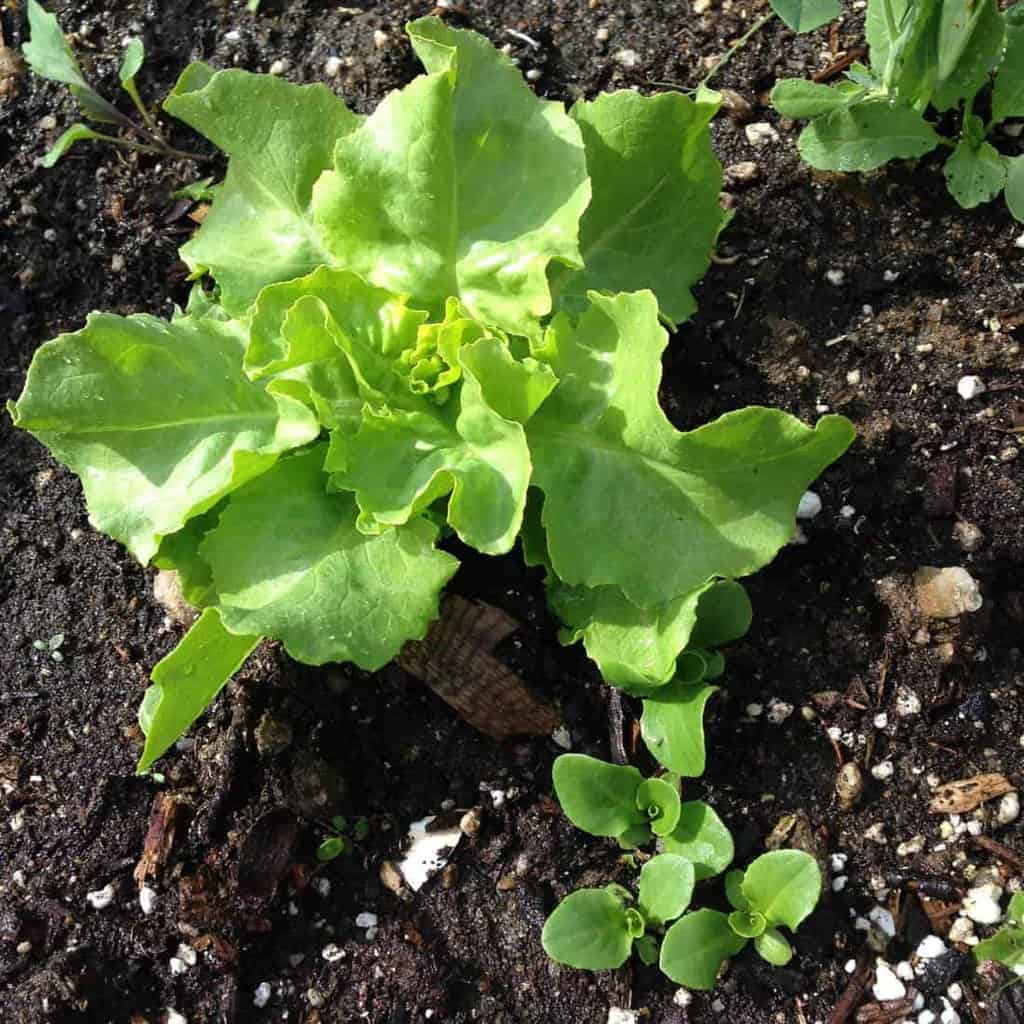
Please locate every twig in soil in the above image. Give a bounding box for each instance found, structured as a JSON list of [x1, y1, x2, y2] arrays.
[[699, 12, 776, 90], [971, 834, 1024, 873], [812, 47, 868, 83], [827, 949, 873, 1024], [607, 687, 629, 765]]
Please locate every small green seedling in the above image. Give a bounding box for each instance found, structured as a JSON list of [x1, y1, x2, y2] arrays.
[[660, 850, 822, 989], [32, 632, 64, 662], [975, 892, 1024, 976], [552, 754, 681, 849], [316, 814, 369, 863], [22, 0, 201, 165], [542, 854, 695, 970], [772, 0, 1024, 222]]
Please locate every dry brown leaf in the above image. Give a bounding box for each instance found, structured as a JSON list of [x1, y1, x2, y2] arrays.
[[929, 773, 1015, 814], [133, 791, 184, 886], [919, 895, 960, 936], [397, 595, 559, 739]]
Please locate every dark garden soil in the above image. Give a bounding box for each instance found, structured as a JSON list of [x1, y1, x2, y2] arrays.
[[2, 1, 1024, 1022]]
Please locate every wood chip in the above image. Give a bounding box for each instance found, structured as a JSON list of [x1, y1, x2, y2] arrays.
[[929, 773, 1015, 813], [133, 791, 183, 886], [397, 595, 560, 739], [855, 991, 918, 1023], [919, 895, 960, 937]]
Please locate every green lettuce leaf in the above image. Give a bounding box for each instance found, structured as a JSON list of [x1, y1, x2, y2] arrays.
[[932, 0, 1004, 111], [8, 312, 319, 563], [943, 129, 1007, 209], [311, 17, 589, 335], [797, 99, 941, 172], [551, 89, 723, 325], [993, 2, 1024, 125], [40, 123, 108, 168], [641, 681, 720, 776], [526, 290, 855, 608], [198, 445, 458, 668], [164, 64, 363, 315], [138, 608, 260, 773]]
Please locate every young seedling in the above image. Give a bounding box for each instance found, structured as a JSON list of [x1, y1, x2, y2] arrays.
[[316, 815, 369, 863], [975, 892, 1024, 976], [660, 850, 822, 988], [21, 0, 203, 165], [542, 854, 695, 970], [11, 16, 855, 773], [772, 0, 1024, 222]]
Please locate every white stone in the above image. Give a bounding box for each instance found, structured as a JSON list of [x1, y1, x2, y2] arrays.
[[767, 699, 793, 724], [825, 268, 846, 286], [177, 944, 197, 966], [896, 960, 915, 981], [525, 68, 542, 82], [947, 917, 975, 943], [324, 56, 344, 77], [956, 375, 986, 400], [314, 877, 331, 898], [169, 957, 187, 976], [86, 884, 115, 910], [673, 988, 692, 1008], [846, 368, 862, 385], [883, 269, 900, 282], [918, 1012, 936, 1024], [373, 30, 390, 49], [874, 713, 889, 729], [962, 882, 1003, 924], [111, 254, 125, 273], [831, 853, 848, 872], [946, 983, 963, 1003], [224, 30, 241, 43], [595, 27, 610, 42], [914, 567, 983, 619], [607, 1010, 640, 1024], [952, 521, 984, 552], [872, 961, 907, 1001], [916, 935, 947, 959], [896, 687, 923, 717], [897, 835, 925, 857], [940, 998, 961, 1024], [253, 983, 271, 1009], [796, 491, 822, 519], [998, 792, 1020, 825], [139, 886, 157, 915], [745, 121, 780, 146], [552, 725, 572, 750], [356, 912, 378, 929], [321, 944, 346, 962], [398, 816, 463, 891], [613, 49, 640, 68], [832, 875, 848, 892], [870, 906, 897, 938], [269, 58, 289, 75], [1015, 232, 1024, 250], [167, 1012, 187, 1024], [872, 760, 894, 781]]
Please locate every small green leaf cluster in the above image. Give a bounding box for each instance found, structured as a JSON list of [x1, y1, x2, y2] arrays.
[[21, 0, 196, 165], [772, 0, 1024, 221], [11, 16, 855, 774], [974, 893, 1024, 975], [544, 751, 822, 985], [316, 815, 369, 863]]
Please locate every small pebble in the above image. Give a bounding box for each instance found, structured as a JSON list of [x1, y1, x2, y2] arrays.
[[744, 122, 779, 146], [916, 935, 948, 959], [962, 882, 1003, 924], [612, 48, 640, 67], [16, 941, 31, 955], [551, 725, 572, 750], [796, 491, 822, 519], [723, 160, 759, 185], [321, 943, 346, 962], [846, 368, 861, 385], [871, 760, 894, 781], [139, 886, 157, 915], [952, 521, 984, 553], [269, 58, 289, 75], [914, 567, 983, 619], [883, 269, 900, 282], [355, 911, 378, 929], [595, 27, 610, 42], [373, 29, 390, 49], [324, 56, 344, 77], [872, 961, 907, 1001], [745, 702, 763, 717], [997, 792, 1020, 826], [525, 68, 542, 82], [86, 883, 115, 910], [947, 917, 975, 944], [956, 375, 985, 400], [826, 268, 846, 286], [111, 254, 125, 272], [673, 988, 692, 1008], [874, 712, 889, 729], [897, 835, 925, 856], [224, 30, 241, 43], [766, 699, 793, 724], [896, 687, 922, 717], [167, 1012, 187, 1024], [253, 983, 271, 1009]]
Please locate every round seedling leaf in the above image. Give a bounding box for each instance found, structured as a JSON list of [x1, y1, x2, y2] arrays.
[[674, 649, 707, 684], [689, 580, 753, 648], [636, 777, 682, 837], [638, 854, 695, 926], [728, 909, 767, 939], [552, 754, 645, 838], [541, 888, 635, 970], [755, 927, 793, 966], [661, 801, 734, 880], [659, 909, 748, 989], [641, 682, 719, 778], [634, 933, 659, 965], [618, 823, 655, 850], [725, 869, 750, 911], [741, 850, 822, 931], [625, 908, 647, 938]]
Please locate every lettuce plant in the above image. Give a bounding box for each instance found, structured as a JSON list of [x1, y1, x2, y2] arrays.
[[772, 0, 1024, 221], [659, 850, 822, 988], [542, 855, 695, 970], [11, 16, 854, 774]]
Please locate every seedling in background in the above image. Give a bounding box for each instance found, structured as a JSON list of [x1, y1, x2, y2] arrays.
[[542, 854, 695, 970], [772, 0, 1024, 222], [32, 632, 64, 662], [316, 815, 369, 863], [975, 892, 1024, 976], [22, 0, 203, 165], [660, 850, 822, 988]]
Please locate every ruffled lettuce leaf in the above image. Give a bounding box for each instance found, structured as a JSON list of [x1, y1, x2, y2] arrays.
[[198, 445, 458, 668], [8, 312, 318, 563], [312, 17, 589, 335], [526, 290, 856, 609], [164, 65, 363, 315], [552, 89, 724, 326]]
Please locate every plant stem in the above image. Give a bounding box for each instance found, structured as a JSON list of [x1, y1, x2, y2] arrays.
[[699, 11, 776, 90], [124, 80, 159, 134]]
